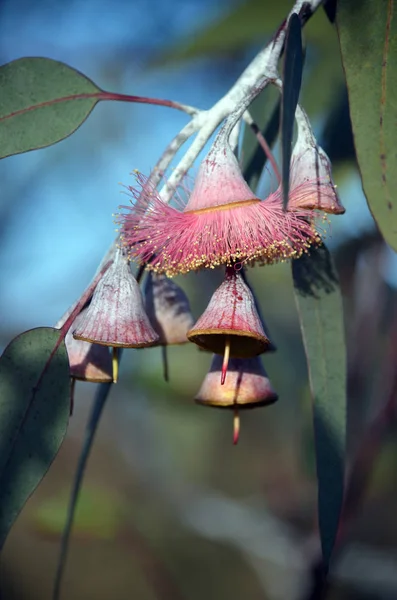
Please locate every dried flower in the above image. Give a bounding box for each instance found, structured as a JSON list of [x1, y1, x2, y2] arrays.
[[118, 138, 323, 277], [73, 248, 159, 349], [195, 354, 278, 444], [144, 272, 194, 345]]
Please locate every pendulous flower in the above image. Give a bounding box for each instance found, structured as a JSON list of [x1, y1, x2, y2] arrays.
[[117, 133, 327, 277], [187, 267, 271, 384], [56, 306, 113, 383], [56, 307, 113, 383], [195, 354, 278, 444], [288, 106, 345, 215], [73, 248, 159, 350]]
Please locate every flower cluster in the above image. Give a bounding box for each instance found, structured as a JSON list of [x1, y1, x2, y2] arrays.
[[58, 106, 345, 443], [117, 138, 331, 277]]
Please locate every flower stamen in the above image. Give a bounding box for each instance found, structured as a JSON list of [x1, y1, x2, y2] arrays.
[[221, 335, 231, 385], [112, 347, 119, 383]]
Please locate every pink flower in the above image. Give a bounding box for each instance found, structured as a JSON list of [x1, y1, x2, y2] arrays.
[[187, 267, 271, 385], [187, 267, 270, 355], [73, 249, 158, 348], [195, 354, 278, 444], [288, 107, 345, 215], [55, 306, 113, 383], [117, 140, 325, 277], [196, 354, 277, 408]]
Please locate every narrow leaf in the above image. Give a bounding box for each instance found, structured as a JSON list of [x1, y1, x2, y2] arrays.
[[281, 13, 303, 209], [53, 381, 113, 600], [292, 244, 346, 568], [0, 327, 71, 550], [0, 57, 101, 158], [337, 0, 397, 251]]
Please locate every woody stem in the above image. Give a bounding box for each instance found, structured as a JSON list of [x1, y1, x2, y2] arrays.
[[245, 112, 282, 184]]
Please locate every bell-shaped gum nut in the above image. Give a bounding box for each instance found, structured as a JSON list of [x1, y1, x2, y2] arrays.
[[144, 272, 195, 345], [195, 354, 278, 408], [187, 267, 271, 357], [289, 108, 345, 215], [55, 306, 113, 383], [184, 140, 258, 212], [73, 249, 159, 347], [65, 309, 113, 382]]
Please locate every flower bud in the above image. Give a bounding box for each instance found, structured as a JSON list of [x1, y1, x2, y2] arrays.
[[73, 249, 159, 348], [195, 355, 278, 409], [289, 106, 345, 215], [144, 272, 194, 345], [55, 307, 113, 383], [187, 267, 270, 358]]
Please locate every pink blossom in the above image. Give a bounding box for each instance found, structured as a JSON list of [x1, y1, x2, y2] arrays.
[[118, 143, 326, 277]]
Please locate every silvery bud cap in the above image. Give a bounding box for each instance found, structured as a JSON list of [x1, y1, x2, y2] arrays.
[[73, 249, 159, 347]]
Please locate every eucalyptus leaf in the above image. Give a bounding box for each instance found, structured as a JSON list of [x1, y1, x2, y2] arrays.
[[0, 327, 71, 550], [0, 57, 101, 158], [281, 13, 303, 210], [337, 0, 397, 251], [292, 245, 346, 567]]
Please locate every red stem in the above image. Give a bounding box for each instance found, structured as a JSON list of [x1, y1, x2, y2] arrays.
[[99, 91, 194, 114], [249, 121, 281, 183], [0, 92, 194, 124]]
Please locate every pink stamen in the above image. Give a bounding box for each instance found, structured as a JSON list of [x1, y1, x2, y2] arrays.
[[117, 175, 326, 277], [116, 152, 337, 277]]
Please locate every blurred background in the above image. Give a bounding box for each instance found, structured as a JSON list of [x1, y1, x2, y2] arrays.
[[1, 0, 397, 598]]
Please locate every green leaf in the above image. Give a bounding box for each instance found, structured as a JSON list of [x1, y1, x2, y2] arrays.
[[337, 0, 397, 251], [281, 13, 303, 210], [0, 57, 101, 158], [0, 327, 71, 550], [292, 244, 346, 568]]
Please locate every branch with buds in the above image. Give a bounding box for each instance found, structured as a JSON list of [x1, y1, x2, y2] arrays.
[[51, 3, 349, 597]]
